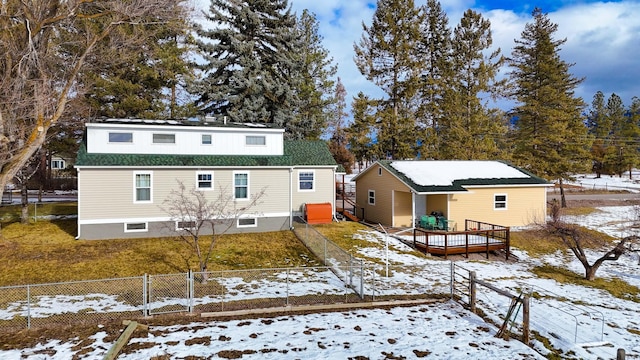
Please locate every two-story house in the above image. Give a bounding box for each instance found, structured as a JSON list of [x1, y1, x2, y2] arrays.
[[74, 118, 340, 240]]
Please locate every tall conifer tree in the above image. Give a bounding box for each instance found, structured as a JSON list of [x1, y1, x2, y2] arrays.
[[587, 91, 610, 178], [416, 0, 451, 158], [348, 92, 376, 170], [288, 10, 338, 140], [508, 8, 591, 207], [195, 0, 298, 127], [354, 0, 422, 159], [440, 9, 506, 160]]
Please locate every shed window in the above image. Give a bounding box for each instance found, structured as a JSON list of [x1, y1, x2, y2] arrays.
[[494, 194, 507, 210], [368, 190, 375, 205]]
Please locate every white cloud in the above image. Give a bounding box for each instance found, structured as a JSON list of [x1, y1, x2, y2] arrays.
[[193, 0, 640, 113]]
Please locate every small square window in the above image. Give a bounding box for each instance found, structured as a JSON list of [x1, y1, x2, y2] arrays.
[[202, 134, 212, 145], [197, 172, 213, 190], [299, 171, 314, 191], [368, 190, 375, 205], [153, 133, 175, 144]]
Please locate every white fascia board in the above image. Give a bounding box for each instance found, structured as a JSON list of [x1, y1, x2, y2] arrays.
[[86, 122, 285, 134]]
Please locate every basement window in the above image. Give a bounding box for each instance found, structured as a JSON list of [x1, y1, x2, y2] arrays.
[[125, 222, 148, 232]]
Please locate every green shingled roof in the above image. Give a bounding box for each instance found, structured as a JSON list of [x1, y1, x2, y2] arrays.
[[377, 160, 549, 193], [75, 140, 339, 168]]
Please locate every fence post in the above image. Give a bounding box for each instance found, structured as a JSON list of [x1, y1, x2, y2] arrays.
[[349, 256, 354, 287], [286, 268, 290, 307], [27, 285, 31, 329], [469, 271, 477, 313], [522, 295, 530, 345], [188, 270, 194, 313], [359, 259, 364, 299], [449, 261, 456, 300], [142, 274, 148, 317], [618, 348, 626, 360]]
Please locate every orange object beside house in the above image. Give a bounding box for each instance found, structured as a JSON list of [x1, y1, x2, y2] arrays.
[[305, 203, 333, 224]]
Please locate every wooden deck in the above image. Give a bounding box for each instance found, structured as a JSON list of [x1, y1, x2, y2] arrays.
[[413, 220, 510, 259]]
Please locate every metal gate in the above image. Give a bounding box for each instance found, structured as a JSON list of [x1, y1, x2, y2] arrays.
[[147, 273, 191, 315]]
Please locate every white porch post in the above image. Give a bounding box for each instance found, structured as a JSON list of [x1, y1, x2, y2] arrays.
[[411, 192, 416, 229]]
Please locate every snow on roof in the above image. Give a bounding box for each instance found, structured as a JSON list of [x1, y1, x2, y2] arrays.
[[390, 160, 530, 186]]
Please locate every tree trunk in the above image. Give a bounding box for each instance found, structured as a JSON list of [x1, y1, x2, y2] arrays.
[[585, 265, 598, 281], [21, 183, 29, 224], [559, 178, 567, 208]]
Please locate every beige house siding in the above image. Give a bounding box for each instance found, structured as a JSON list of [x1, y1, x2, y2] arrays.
[[78, 168, 296, 221], [393, 191, 413, 227], [355, 164, 410, 225], [449, 186, 547, 227], [426, 194, 448, 218], [292, 168, 335, 214]]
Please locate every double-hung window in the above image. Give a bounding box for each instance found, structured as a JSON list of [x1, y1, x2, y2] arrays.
[[197, 172, 213, 190], [298, 171, 314, 191], [494, 194, 507, 210], [134, 172, 152, 203], [234, 172, 249, 200], [368, 190, 375, 205]]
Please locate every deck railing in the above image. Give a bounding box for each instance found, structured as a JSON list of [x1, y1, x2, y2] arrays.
[[413, 220, 510, 259]]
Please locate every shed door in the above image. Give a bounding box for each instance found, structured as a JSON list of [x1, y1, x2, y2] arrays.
[[393, 191, 413, 227]]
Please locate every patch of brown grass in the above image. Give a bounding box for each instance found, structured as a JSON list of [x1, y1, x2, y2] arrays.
[[0, 220, 320, 286], [532, 265, 640, 302], [510, 226, 616, 257]]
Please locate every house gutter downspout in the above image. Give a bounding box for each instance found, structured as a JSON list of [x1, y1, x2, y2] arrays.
[[75, 167, 81, 239], [289, 167, 294, 229]]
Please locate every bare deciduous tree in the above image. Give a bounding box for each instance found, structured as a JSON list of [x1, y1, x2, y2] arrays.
[[0, 0, 191, 195], [162, 181, 266, 277], [545, 200, 639, 280]]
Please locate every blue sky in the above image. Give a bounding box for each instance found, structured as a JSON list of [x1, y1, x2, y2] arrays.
[[196, 0, 640, 113]]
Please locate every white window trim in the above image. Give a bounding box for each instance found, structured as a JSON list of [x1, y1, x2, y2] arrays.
[[368, 190, 375, 205], [51, 159, 66, 169], [124, 222, 148, 233], [245, 135, 266, 146], [201, 134, 212, 145], [494, 193, 507, 210], [133, 171, 153, 204], [233, 171, 249, 201], [237, 217, 258, 228], [196, 171, 214, 191], [176, 220, 196, 231], [298, 170, 315, 192]]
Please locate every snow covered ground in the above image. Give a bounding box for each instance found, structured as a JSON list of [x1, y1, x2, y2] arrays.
[[3, 175, 640, 359]]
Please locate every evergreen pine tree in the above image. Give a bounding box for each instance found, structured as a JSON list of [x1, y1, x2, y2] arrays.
[[288, 10, 338, 140], [195, 0, 298, 127], [328, 78, 355, 173], [440, 9, 506, 160], [415, 0, 452, 159], [354, 0, 422, 160], [587, 91, 610, 178], [508, 8, 591, 207], [348, 92, 377, 171]]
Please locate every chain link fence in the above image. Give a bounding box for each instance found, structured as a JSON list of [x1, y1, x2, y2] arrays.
[[0, 262, 453, 333]]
